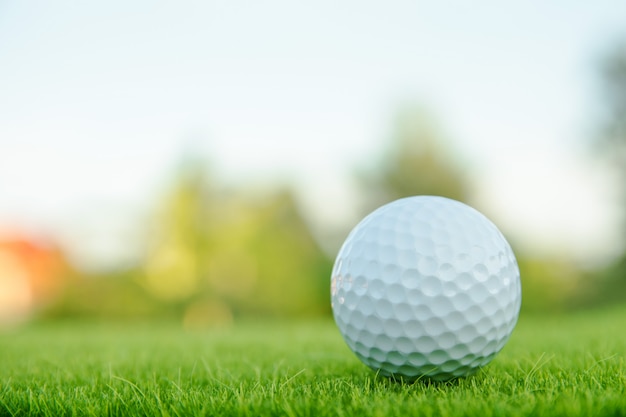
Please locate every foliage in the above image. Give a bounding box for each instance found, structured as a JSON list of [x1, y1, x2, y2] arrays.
[[600, 41, 626, 173], [594, 253, 626, 305], [45, 161, 332, 321], [597, 41, 626, 239], [516, 256, 597, 312], [358, 106, 469, 212], [1, 306, 626, 416], [45, 270, 163, 319], [593, 40, 626, 294], [43, 93, 626, 321]]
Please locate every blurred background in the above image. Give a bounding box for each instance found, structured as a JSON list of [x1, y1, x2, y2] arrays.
[[1, 1, 625, 327]]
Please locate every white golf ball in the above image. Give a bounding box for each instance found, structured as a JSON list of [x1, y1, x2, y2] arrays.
[[331, 196, 521, 381]]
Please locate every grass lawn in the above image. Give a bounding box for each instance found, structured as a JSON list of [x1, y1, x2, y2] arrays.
[[1, 306, 625, 417]]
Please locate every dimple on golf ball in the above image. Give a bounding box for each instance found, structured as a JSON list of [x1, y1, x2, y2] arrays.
[[331, 196, 521, 381]]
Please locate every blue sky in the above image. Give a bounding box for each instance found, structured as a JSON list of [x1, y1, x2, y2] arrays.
[[1, 1, 625, 268]]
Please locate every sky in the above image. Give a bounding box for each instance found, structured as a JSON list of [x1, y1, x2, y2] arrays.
[[1, 1, 625, 269]]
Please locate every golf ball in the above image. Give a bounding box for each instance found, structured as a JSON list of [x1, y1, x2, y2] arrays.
[[331, 196, 521, 381]]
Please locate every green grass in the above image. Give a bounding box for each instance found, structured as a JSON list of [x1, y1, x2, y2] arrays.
[[1, 306, 625, 417]]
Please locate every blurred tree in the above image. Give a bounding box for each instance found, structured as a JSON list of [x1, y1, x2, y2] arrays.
[[45, 158, 332, 322], [207, 190, 331, 317], [359, 106, 470, 212], [46, 269, 162, 320], [599, 41, 626, 222], [596, 41, 626, 296], [141, 161, 212, 309], [250, 190, 331, 315], [140, 159, 332, 323], [516, 256, 587, 312]]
